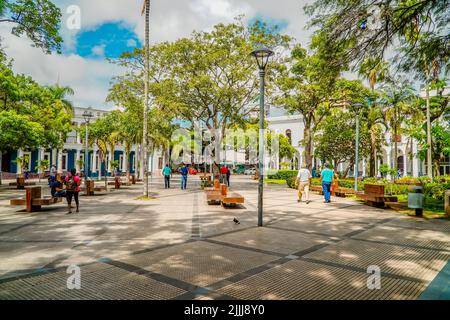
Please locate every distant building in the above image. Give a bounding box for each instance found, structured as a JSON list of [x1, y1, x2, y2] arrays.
[[1, 107, 163, 178]]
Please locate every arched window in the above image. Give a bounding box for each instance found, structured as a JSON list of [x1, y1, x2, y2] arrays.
[[285, 129, 292, 145]]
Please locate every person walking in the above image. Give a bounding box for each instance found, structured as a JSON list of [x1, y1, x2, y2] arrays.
[[321, 163, 335, 203], [220, 164, 228, 185], [180, 163, 189, 190], [65, 168, 81, 214], [296, 164, 312, 204], [162, 164, 171, 189], [226, 166, 231, 187]]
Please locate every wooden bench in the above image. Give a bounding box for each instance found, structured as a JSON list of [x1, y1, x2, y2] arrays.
[[9, 177, 36, 189], [356, 184, 398, 207], [10, 186, 63, 213], [205, 179, 222, 204], [309, 181, 355, 197], [220, 184, 244, 207], [80, 180, 107, 196]]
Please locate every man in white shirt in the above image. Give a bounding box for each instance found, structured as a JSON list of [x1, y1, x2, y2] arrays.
[[296, 164, 312, 204]]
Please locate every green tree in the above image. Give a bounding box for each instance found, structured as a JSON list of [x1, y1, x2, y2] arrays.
[[275, 45, 370, 170], [0, 0, 63, 53], [314, 108, 371, 177], [305, 0, 449, 73], [378, 82, 417, 178], [0, 110, 45, 183]]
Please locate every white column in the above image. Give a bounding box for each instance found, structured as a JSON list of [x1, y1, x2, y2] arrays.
[[377, 159, 381, 177], [402, 147, 407, 177], [122, 151, 127, 173], [362, 158, 366, 177], [76, 123, 81, 144], [76, 149, 81, 173], [57, 149, 63, 174], [412, 139, 419, 177], [386, 148, 392, 179], [17, 149, 24, 175], [108, 150, 112, 174], [92, 149, 97, 176], [52, 148, 57, 168], [38, 148, 44, 175]]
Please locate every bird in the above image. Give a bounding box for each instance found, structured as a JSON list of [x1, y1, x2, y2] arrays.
[[233, 218, 240, 224]]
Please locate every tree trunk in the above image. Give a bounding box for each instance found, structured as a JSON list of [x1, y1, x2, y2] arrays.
[[142, 0, 151, 197], [393, 105, 398, 181], [0, 151, 2, 185], [303, 120, 313, 171], [126, 144, 131, 182], [343, 161, 354, 179], [426, 85, 433, 178], [369, 130, 377, 177]]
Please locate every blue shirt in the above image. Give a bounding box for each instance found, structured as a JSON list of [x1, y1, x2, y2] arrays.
[[162, 167, 171, 176], [321, 168, 334, 183], [180, 167, 189, 176]]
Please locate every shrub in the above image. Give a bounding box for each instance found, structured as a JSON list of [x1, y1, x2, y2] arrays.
[[268, 170, 297, 180], [286, 176, 297, 189], [200, 180, 213, 189], [424, 182, 450, 201]]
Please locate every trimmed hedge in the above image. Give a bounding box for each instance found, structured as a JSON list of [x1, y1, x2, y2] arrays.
[[268, 170, 298, 180]]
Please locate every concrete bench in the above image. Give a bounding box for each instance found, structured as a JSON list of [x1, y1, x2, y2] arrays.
[[356, 184, 398, 207], [10, 186, 63, 213]]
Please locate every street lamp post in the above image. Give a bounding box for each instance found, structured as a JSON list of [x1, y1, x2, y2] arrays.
[[82, 108, 94, 184], [251, 47, 274, 227], [353, 103, 363, 192]]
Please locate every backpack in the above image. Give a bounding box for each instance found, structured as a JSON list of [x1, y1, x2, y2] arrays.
[[66, 176, 77, 192]]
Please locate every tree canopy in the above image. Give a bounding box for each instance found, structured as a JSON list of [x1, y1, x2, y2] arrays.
[[0, 0, 63, 53]]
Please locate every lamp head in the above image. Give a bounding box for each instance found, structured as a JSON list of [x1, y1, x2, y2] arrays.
[[82, 107, 94, 123], [251, 46, 274, 70]]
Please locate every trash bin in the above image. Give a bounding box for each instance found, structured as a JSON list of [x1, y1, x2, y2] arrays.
[[408, 185, 424, 217]]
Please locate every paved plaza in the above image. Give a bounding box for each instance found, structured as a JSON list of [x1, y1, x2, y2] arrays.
[[0, 176, 449, 300]]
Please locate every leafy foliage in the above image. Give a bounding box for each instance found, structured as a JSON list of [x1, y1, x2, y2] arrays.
[[0, 0, 63, 53]]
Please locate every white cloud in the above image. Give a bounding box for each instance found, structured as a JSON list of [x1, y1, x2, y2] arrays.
[[91, 44, 106, 57], [126, 39, 137, 47], [1, 0, 315, 110]]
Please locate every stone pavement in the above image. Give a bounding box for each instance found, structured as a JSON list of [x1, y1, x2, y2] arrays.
[[0, 175, 449, 300]]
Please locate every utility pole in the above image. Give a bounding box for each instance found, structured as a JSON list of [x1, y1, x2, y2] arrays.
[[142, 0, 150, 197]]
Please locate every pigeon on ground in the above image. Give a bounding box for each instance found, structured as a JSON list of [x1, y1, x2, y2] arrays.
[[233, 218, 240, 224]]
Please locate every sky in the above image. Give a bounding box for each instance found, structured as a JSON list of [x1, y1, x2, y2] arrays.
[[0, 0, 314, 110]]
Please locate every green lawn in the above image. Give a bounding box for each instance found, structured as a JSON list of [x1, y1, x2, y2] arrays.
[[264, 179, 287, 185]]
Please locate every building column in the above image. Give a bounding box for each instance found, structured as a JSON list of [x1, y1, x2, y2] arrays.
[[76, 122, 81, 144], [386, 148, 392, 179], [76, 149, 81, 173], [108, 150, 112, 174], [377, 159, 381, 178], [92, 149, 97, 177], [52, 148, 57, 168], [38, 148, 44, 175], [402, 147, 407, 177], [17, 149, 24, 175], [362, 158, 366, 177], [412, 139, 419, 177], [57, 149, 63, 174], [122, 151, 127, 173]]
